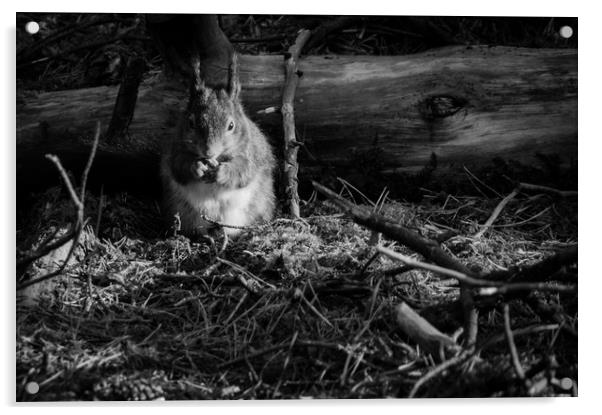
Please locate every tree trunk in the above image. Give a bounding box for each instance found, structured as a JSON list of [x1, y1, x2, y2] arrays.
[[16, 45, 577, 195]]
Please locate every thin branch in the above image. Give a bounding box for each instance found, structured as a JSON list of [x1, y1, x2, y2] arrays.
[[45, 154, 83, 212], [80, 121, 101, 204], [94, 184, 105, 235], [17, 228, 75, 271], [281, 29, 312, 218], [216, 257, 276, 290], [17, 123, 101, 291], [199, 214, 257, 231], [295, 288, 334, 328], [492, 205, 551, 228], [463, 165, 502, 198], [379, 246, 576, 296], [16, 220, 89, 291], [313, 182, 477, 276], [359, 251, 380, 276], [503, 304, 526, 381], [518, 182, 577, 198], [473, 188, 519, 238], [223, 292, 249, 326], [377, 246, 498, 287]]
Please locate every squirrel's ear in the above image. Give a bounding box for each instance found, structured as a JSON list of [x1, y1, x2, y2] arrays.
[[227, 53, 241, 99], [191, 56, 208, 97]]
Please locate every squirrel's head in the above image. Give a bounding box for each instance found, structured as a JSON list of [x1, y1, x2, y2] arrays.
[[181, 53, 245, 161]]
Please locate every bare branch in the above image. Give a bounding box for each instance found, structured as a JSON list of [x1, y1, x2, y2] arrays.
[[518, 182, 577, 198], [17, 123, 101, 291], [80, 121, 101, 204], [377, 246, 498, 287], [44, 154, 83, 212], [503, 304, 526, 381], [216, 257, 276, 290], [281, 29, 312, 218], [17, 228, 75, 271], [473, 188, 519, 238]]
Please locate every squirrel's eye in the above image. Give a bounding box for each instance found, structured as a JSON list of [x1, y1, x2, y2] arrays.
[[227, 121, 235, 131]]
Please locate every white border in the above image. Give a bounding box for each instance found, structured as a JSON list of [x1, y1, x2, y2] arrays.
[[3, 1, 600, 414]]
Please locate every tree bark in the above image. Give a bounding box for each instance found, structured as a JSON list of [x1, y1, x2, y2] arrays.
[[146, 14, 234, 86], [16, 45, 577, 194]]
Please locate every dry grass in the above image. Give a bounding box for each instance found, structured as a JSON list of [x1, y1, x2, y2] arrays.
[[16, 182, 577, 400]]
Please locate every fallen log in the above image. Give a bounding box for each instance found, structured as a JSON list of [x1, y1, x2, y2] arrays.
[[17, 45, 577, 194]]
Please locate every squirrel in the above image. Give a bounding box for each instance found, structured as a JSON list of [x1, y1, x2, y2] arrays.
[[160, 54, 276, 237]]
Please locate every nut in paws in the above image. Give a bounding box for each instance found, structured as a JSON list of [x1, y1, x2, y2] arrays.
[[193, 159, 219, 182]]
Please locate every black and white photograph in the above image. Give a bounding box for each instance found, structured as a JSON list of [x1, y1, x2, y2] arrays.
[[15, 10, 578, 401]]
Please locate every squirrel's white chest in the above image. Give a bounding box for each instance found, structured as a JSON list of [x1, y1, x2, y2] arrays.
[[182, 179, 258, 229]]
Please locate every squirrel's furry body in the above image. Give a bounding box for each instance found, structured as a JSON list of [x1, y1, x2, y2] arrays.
[[160, 55, 275, 236]]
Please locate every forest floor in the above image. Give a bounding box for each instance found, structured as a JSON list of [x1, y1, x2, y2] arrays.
[[16, 177, 577, 400], [16, 13, 578, 401]]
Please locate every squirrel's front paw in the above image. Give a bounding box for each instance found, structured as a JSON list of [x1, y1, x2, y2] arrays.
[[193, 159, 219, 181], [215, 162, 231, 186], [192, 160, 209, 179]]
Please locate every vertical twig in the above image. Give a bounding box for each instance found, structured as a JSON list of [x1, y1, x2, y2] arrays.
[[281, 29, 312, 218], [94, 184, 105, 235], [80, 121, 101, 203], [503, 303, 526, 382], [17, 123, 101, 291]]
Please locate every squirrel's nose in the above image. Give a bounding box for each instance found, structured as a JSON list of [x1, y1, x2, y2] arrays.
[[205, 142, 223, 160], [195, 142, 209, 159]]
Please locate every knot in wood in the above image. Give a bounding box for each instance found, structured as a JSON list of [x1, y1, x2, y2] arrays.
[[281, 102, 294, 115], [421, 95, 468, 119]]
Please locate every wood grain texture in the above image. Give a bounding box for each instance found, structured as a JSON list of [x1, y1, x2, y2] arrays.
[[17, 45, 577, 192]]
